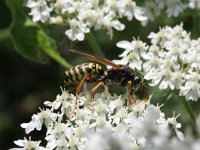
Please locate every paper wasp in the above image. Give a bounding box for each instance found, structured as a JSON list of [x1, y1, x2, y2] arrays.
[[64, 49, 149, 110]]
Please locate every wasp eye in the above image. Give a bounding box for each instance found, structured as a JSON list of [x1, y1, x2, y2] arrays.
[[133, 77, 141, 84], [132, 76, 143, 92]]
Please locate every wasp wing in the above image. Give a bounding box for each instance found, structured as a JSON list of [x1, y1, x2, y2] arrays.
[[69, 49, 124, 70]]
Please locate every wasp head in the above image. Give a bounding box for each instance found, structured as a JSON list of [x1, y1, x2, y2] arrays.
[[131, 76, 145, 93]]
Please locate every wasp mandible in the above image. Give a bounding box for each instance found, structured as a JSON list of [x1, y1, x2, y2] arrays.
[[64, 49, 149, 110]]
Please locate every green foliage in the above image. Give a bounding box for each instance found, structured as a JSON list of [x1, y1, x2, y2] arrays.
[[7, 0, 71, 68], [37, 30, 71, 67]]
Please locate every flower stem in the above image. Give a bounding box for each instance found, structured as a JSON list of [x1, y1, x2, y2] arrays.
[[181, 97, 196, 127], [0, 27, 11, 42], [192, 13, 200, 38], [85, 32, 105, 57]]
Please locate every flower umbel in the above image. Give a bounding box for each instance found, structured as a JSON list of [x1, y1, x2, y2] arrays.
[[11, 89, 186, 150]]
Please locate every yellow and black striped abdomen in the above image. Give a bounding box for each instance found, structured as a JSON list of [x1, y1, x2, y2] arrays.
[[64, 63, 104, 86]]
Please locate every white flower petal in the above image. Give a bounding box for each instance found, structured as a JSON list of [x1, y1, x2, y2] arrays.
[[117, 41, 133, 50]]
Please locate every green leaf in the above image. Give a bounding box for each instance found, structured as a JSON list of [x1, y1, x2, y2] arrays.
[[37, 30, 72, 68], [7, 0, 44, 63], [7, 0, 71, 68]]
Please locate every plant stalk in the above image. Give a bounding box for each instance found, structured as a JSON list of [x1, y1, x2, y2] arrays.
[[85, 32, 105, 57], [181, 97, 196, 127]]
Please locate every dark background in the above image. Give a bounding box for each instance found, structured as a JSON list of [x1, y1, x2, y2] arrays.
[[0, 0, 200, 149]]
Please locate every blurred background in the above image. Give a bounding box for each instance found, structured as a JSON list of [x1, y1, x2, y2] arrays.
[[0, 0, 200, 149]]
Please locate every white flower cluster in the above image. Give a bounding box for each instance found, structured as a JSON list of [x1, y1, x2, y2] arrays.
[[188, 0, 200, 9], [142, 0, 186, 23], [10, 89, 186, 150], [139, 0, 200, 24], [26, 0, 147, 41], [114, 24, 200, 101], [26, 0, 200, 41]]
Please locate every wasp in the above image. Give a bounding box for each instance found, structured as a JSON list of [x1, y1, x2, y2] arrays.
[[65, 49, 149, 110]]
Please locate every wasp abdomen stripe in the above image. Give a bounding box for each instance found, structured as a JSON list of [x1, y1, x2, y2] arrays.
[[64, 71, 73, 84], [75, 65, 83, 80], [64, 63, 104, 85]]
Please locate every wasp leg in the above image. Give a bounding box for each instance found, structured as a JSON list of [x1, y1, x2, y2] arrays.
[[88, 82, 105, 110], [74, 76, 87, 112], [127, 80, 138, 105], [66, 84, 79, 92], [144, 90, 150, 102], [131, 95, 139, 105]]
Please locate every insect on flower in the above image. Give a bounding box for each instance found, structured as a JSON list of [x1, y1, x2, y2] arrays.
[[64, 49, 149, 110]]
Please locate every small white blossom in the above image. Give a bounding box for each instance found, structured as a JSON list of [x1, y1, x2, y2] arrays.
[[10, 137, 45, 150], [65, 19, 89, 41], [118, 0, 147, 21], [53, 0, 70, 14], [180, 81, 200, 101], [21, 109, 57, 134], [180, 71, 200, 101], [27, 0, 52, 22], [114, 39, 148, 70], [131, 100, 145, 113], [85, 126, 132, 150], [168, 112, 184, 141], [165, 0, 186, 17]]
